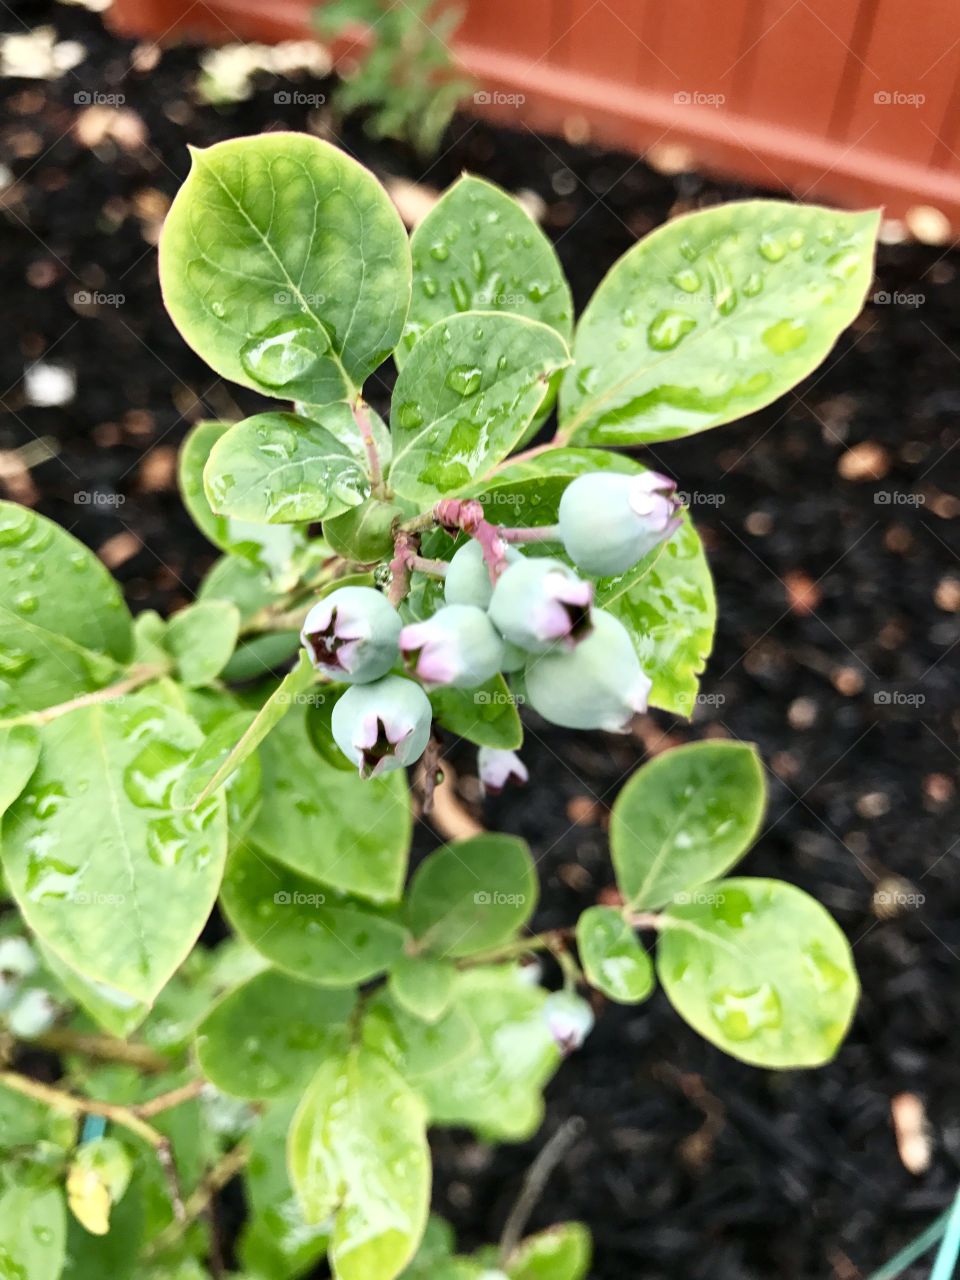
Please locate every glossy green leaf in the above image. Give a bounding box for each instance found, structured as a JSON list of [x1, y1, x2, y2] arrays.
[[196, 968, 353, 1098], [362, 991, 479, 1082], [298, 397, 393, 471], [596, 514, 716, 715], [250, 702, 411, 902], [400, 175, 573, 359], [239, 1097, 329, 1279], [0, 723, 40, 817], [506, 1223, 592, 1280], [576, 906, 654, 1004], [63, 1182, 144, 1280], [558, 201, 880, 444], [389, 312, 570, 503], [288, 1047, 431, 1280], [3, 693, 228, 1001], [190, 652, 314, 809], [464, 449, 716, 714], [0, 1184, 66, 1280], [178, 696, 262, 837], [179, 421, 307, 584], [658, 877, 859, 1067], [221, 843, 406, 985], [388, 953, 457, 1022], [610, 741, 766, 911], [204, 412, 370, 525], [0, 501, 132, 717], [415, 967, 558, 1140], [159, 133, 411, 401], [405, 834, 536, 958], [39, 941, 150, 1040], [163, 600, 240, 688], [428, 675, 523, 749]]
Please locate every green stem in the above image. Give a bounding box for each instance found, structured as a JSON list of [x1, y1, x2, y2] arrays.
[[144, 1139, 253, 1259], [32, 1028, 173, 1073], [866, 1205, 955, 1280]]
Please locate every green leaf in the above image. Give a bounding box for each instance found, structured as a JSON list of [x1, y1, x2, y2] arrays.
[[221, 843, 406, 985], [400, 175, 573, 359], [203, 413, 370, 525], [610, 741, 766, 911], [189, 652, 314, 810], [388, 953, 457, 1022], [0, 501, 132, 717], [178, 695, 262, 838], [250, 702, 411, 903], [388, 312, 570, 503], [405, 834, 536, 958], [2, 693, 228, 1001], [196, 968, 353, 1098], [576, 906, 654, 1004], [288, 1047, 431, 1280], [0, 723, 40, 817], [159, 134, 411, 401], [163, 601, 239, 688], [0, 1184, 66, 1280], [559, 201, 880, 445], [414, 967, 558, 1140], [428, 675, 522, 749], [657, 877, 859, 1067], [596, 514, 716, 715], [361, 992, 479, 1082], [63, 1181, 144, 1280], [39, 942, 150, 1039], [239, 1098, 329, 1279], [506, 1223, 592, 1280], [179, 421, 308, 585]]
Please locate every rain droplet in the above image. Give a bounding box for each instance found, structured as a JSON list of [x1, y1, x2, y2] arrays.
[[146, 816, 191, 867], [671, 267, 701, 293], [762, 317, 808, 355], [709, 983, 782, 1041], [758, 233, 786, 263], [397, 402, 424, 430], [240, 318, 329, 390], [742, 272, 764, 297], [445, 366, 482, 397], [647, 310, 697, 351], [123, 740, 193, 809], [429, 242, 450, 262]]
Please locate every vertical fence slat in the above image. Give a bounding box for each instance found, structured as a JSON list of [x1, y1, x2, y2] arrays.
[[842, 0, 960, 170], [458, 0, 555, 62], [552, 0, 649, 85], [640, 0, 753, 110]]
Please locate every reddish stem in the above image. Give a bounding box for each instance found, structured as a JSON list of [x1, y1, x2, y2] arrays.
[[434, 498, 511, 582]]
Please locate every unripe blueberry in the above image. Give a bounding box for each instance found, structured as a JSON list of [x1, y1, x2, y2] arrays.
[[477, 747, 528, 796], [543, 990, 594, 1054], [400, 605, 504, 688], [524, 608, 652, 732], [8, 987, 57, 1038], [300, 586, 400, 683], [323, 496, 409, 563], [488, 557, 594, 653], [444, 539, 519, 610], [0, 937, 37, 980], [558, 470, 681, 576], [331, 675, 432, 778]]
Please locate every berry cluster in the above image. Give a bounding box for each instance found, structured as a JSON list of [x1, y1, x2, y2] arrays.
[[301, 470, 681, 779]]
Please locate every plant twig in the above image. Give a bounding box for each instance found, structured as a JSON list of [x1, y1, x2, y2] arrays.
[[32, 1028, 173, 1073], [144, 1139, 253, 1259], [0, 1069, 200, 1219], [2, 663, 170, 728], [498, 1116, 586, 1264], [353, 398, 384, 494], [407, 554, 449, 577], [388, 528, 420, 606]]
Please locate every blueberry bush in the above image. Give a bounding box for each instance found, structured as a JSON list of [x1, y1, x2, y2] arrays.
[[0, 133, 881, 1278]]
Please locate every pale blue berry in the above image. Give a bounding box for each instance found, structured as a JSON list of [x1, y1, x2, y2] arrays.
[[558, 470, 681, 576], [543, 990, 594, 1054], [524, 608, 652, 731], [488, 557, 594, 653], [8, 987, 57, 1038], [477, 747, 528, 796], [444, 539, 519, 609], [331, 675, 432, 778], [400, 605, 504, 688], [300, 586, 400, 683]]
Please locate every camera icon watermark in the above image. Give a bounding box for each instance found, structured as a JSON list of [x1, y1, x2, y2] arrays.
[[873, 290, 925, 308], [273, 290, 327, 307], [873, 690, 925, 707], [474, 689, 525, 706], [74, 491, 125, 507], [473, 90, 526, 107], [673, 889, 727, 906], [874, 490, 925, 506], [473, 890, 526, 905], [71, 890, 126, 906], [677, 489, 726, 507], [273, 890, 326, 906]]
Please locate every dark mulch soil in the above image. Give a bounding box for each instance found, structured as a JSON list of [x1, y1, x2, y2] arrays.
[[2, 3, 960, 1276]]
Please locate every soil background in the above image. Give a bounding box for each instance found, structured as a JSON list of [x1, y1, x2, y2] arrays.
[[2, 3, 960, 1277]]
